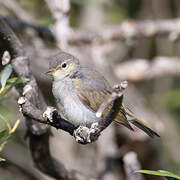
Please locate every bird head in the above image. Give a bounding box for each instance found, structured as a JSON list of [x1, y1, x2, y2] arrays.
[[47, 52, 80, 80]]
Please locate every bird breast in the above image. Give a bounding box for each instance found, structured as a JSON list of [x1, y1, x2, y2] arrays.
[[52, 79, 99, 127]]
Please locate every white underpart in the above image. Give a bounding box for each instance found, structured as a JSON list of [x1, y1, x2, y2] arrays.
[[53, 79, 99, 127], [63, 94, 98, 126]]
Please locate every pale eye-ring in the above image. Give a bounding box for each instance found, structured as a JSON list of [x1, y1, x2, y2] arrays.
[[61, 63, 67, 69]]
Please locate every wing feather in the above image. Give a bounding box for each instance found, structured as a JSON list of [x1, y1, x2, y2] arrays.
[[72, 68, 133, 130]]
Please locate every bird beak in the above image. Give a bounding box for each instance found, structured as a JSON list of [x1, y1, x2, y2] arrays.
[[45, 69, 55, 76]]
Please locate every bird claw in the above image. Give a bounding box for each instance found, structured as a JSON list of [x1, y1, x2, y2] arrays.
[[74, 123, 101, 144], [74, 126, 89, 144], [88, 122, 100, 142], [43, 106, 57, 122]]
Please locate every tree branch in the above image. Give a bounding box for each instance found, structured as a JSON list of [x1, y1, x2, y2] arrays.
[[123, 152, 144, 180], [0, 18, 93, 180], [69, 18, 180, 44], [0, 18, 128, 179], [3, 17, 180, 45], [18, 81, 127, 144], [114, 56, 180, 81], [18, 96, 76, 136], [44, 0, 70, 49]]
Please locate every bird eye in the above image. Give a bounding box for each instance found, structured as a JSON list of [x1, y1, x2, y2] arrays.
[[61, 63, 67, 69]]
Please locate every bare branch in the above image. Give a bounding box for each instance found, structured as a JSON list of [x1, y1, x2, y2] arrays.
[[69, 18, 180, 44], [44, 0, 70, 49], [4, 17, 180, 45], [0, 19, 93, 180], [3, 17, 55, 42], [0, 18, 127, 179], [114, 56, 180, 81], [18, 96, 76, 135], [0, 0, 38, 24], [0, 158, 40, 180], [18, 81, 126, 144], [123, 152, 144, 180]]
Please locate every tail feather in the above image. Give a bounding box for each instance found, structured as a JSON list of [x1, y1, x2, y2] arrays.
[[114, 108, 134, 131], [114, 119, 134, 131], [124, 107, 160, 138], [129, 119, 160, 138]]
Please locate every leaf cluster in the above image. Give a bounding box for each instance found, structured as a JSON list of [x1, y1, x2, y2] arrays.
[[0, 51, 29, 161]]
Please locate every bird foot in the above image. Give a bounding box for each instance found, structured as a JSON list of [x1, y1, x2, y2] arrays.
[[73, 122, 101, 144], [43, 106, 57, 122]]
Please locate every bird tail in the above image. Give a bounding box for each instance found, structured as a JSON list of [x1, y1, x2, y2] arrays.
[[124, 107, 160, 138]]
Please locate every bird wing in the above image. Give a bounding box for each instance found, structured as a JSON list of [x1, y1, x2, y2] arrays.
[[73, 68, 112, 114], [73, 68, 133, 130]]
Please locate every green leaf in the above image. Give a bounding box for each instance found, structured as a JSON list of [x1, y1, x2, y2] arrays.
[[0, 129, 7, 139], [0, 77, 29, 98], [0, 113, 11, 132], [0, 157, 5, 162], [135, 170, 180, 180], [0, 84, 14, 98], [0, 64, 12, 89], [7, 77, 29, 84], [6, 77, 18, 84]]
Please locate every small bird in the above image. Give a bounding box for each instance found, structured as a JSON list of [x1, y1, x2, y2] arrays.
[[47, 52, 159, 138]]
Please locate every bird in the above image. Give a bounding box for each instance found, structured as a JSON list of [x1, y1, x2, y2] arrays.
[[47, 51, 159, 138]]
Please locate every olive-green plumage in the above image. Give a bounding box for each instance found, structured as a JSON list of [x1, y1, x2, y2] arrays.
[[48, 52, 159, 138]]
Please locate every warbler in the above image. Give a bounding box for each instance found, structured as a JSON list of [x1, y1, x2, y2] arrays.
[[47, 52, 159, 138]]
